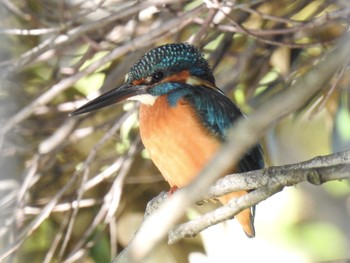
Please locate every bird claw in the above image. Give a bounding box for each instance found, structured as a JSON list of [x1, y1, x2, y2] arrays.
[[168, 185, 179, 195], [145, 186, 179, 217], [145, 191, 168, 216]]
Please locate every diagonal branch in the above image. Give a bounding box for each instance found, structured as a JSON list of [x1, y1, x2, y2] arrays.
[[204, 150, 350, 198], [139, 151, 350, 243], [169, 153, 350, 244]]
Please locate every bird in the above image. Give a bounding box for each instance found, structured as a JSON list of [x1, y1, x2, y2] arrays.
[[71, 43, 264, 237]]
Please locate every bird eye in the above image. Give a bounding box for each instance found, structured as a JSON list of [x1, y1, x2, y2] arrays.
[[151, 71, 164, 83]]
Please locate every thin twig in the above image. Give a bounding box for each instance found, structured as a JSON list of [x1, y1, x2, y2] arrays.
[[309, 60, 350, 118], [63, 137, 140, 263], [0, 0, 183, 73]]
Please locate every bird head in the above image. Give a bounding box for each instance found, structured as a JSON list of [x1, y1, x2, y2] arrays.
[[71, 43, 216, 115]]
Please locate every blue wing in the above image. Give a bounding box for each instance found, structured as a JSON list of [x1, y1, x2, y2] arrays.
[[185, 86, 264, 172]]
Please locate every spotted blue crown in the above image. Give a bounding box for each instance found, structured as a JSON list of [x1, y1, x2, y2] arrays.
[[127, 43, 215, 84]]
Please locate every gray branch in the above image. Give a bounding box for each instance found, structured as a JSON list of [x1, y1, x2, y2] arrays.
[[169, 151, 350, 244]]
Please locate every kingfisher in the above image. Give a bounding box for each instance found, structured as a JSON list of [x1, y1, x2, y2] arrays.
[[71, 43, 264, 237]]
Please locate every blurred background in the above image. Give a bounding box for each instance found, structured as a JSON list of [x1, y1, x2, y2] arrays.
[[0, 0, 349, 262]]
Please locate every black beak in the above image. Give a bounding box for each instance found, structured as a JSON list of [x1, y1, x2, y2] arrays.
[[70, 83, 147, 116]]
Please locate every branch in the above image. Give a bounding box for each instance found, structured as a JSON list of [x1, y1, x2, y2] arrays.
[[168, 152, 350, 244], [114, 33, 350, 263], [136, 151, 350, 244], [115, 152, 350, 262], [212, 3, 350, 47], [204, 150, 350, 198]]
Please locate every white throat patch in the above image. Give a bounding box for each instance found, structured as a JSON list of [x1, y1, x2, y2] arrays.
[[127, 94, 157, 105]]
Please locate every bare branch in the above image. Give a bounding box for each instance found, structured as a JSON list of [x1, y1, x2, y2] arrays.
[[205, 150, 350, 198], [0, 0, 184, 73], [123, 151, 350, 246], [169, 154, 350, 244]]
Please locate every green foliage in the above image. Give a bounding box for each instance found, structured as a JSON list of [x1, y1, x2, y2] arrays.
[[90, 232, 111, 263], [290, 222, 347, 261]]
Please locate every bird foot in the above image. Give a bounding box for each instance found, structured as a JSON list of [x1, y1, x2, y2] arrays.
[[168, 186, 179, 196], [145, 191, 168, 216]]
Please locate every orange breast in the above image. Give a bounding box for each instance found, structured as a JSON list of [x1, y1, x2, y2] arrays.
[[139, 96, 255, 237], [139, 96, 220, 187]]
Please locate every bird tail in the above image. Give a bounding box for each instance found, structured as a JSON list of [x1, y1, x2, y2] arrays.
[[217, 191, 255, 238]]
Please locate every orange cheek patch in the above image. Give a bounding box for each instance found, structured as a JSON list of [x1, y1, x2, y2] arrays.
[[132, 78, 145, 85], [162, 70, 190, 83]]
